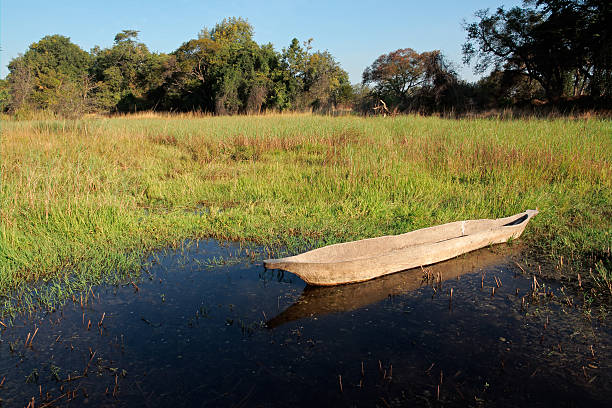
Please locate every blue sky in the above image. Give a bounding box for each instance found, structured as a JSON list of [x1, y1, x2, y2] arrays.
[[0, 0, 522, 83]]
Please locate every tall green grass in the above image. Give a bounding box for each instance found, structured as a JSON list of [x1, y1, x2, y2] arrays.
[[1, 113, 611, 304]]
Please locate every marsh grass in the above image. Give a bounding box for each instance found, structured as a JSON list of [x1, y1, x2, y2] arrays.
[[1, 113, 611, 311]]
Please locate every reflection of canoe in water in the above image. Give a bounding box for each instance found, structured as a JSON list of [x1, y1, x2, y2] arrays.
[[264, 210, 537, 286], [266, 247, 512, 329]]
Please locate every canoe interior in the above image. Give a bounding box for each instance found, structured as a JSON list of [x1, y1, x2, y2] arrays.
[[285, 211, 534, 264]]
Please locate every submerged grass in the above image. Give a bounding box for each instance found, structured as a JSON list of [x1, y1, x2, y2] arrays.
[[1, 113, 611, 309]]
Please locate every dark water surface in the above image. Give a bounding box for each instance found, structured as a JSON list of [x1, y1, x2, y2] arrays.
[[1, 240, 611, 407]]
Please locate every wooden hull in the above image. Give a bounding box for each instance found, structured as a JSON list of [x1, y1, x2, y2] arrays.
[[264, 210, 538, 286]]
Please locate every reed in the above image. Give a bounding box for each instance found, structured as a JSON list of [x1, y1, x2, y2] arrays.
[[1, 113, 611, 308]]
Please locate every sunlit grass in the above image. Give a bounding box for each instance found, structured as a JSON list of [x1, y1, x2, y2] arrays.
[[1, 113, 611, 306]]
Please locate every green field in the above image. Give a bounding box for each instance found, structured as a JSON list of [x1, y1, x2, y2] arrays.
[[1, 113, 611, 308]]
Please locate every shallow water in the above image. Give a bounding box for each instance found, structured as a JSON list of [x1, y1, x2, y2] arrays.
[[1, 240, 611, 407]]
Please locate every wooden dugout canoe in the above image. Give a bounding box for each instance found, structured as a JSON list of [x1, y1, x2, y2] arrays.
[[264, 209, 538, 286]]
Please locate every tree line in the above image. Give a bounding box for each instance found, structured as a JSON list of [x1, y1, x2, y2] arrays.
[[1, 0, 609, 117], [1, 18, 352, 117]]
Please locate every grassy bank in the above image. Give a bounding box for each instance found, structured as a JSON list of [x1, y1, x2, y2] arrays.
[[1, 113, 611, 307]]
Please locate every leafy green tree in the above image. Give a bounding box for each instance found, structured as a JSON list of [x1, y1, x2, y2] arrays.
[[169, 17, 279, 113], [7, 35, 91, 115], [90, 30, 171, 111], [276, 38, 309, 109], [275, 38, 350, 111], [301, 50, 351, 110]]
